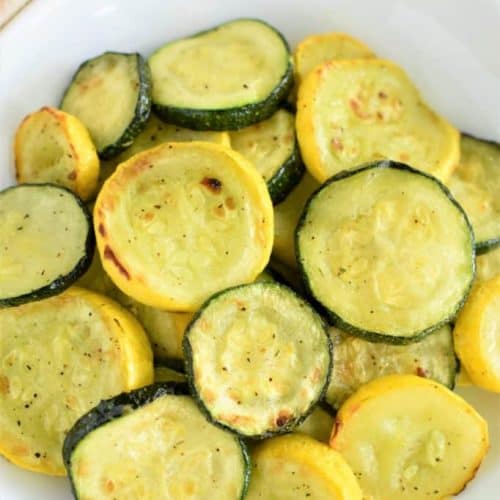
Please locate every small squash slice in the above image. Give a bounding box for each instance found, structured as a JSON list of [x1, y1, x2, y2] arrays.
[[184, 282, 331, 438], [61, 52, 152, 159], [98, 113, 230, 192], [0, 184, 94, 307], [454, 276, 500, 392], [296, 58, 459, 183], [0, 287, 153, 475], [446, 135, 500, 253], [326, 325, 457, 409], [477, 245, 500, 282], [246, 434, 362, 499], [273, 172, 319, 269], [14, 107, 99, 200], [296, 162, 475, 343], [95, 141, 273, 311], [296, 406, 335, 444], [154, 365, 186, 383], [330, 374, 489, 500], [149, 19, 293, 130], [63, 383, 250, 499], [229, 109, 304, 203], [294, 32, 374, 88]]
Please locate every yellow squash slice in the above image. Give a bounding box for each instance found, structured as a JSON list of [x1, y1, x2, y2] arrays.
[[296, 59, 459, 183], [0, 287, 153, 475], [14, 107, 99, 201], [246, 434, 362, 499], [330, 374, 489, 499], [95, 141, 273, 311], [454, 276, 500, 392]]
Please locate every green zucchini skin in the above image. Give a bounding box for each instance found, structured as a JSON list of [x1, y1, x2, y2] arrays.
[[61, 52, 152, 160], [295, 160, 476, 345], [0, 183, 94, 307], [63, 382, 250, 499], [183, 282, 333, 440], [151, 19, 294, 131]]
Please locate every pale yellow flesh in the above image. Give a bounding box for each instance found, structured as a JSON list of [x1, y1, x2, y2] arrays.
[[153, 366, 186, 383], [454, 276, 500, 391], [296, 406, 334, 444], [298, 167, 473, 337], [70, 395, 245, 499], [330, 375, 489, 500], [477, 245, 500, 282], [446, 136, 500, 245], [296, 59, 459, 183], [327, 325, 455, 408], [14, 107, 99, 201], [95, 141, 273, 311], [189, 284, 330, 436], [273, 172, 319, 269], [98, 114, 230, 190], [0, 287, 153, 475], [246, 434, 362, 499], [230, 109, 295, 181], [62, 53, 139, 151], [294, 32, 374, 86], [0, 186, 89, 299], [149, 19, 289, 109]]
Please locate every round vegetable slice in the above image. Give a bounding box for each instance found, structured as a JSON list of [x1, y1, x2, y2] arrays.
[[0, 287, 153, 475], [446, 135, 500, 253], [63, 383, 250, 499], [246, 434, 362, 499], [296, 58, 459, 183], [184, 282, 331, 438], [149, 19, 293, 130], [95, 141, 273, 311], [454, 276, 500, 392], [14, 107, 99, 201], [296, 161, 475, 343], [229, 108, 304, 203], [330, 374, 489, 500], [0, 184, 94, 307]]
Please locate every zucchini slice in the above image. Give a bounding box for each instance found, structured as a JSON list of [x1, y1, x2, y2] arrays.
[[330, 374, 489, 499], [63, 383, 250, 499], [154, 365, 186, 383], [95, 141, 273, 311], [296, 161, 475, 343], [246, 434, 362, 499], [296, 59, 459, 183], [149, 19, 293, 130], [477, 245, 500, 283], [184, 282, 331, 438], [446, 135, 500, 252], [326, 325, 457, 409], [0, 184, 94, 307], [0, 287, 153, 475], [454, 276, 500, 392], [296, 406, 335, 444], [273, 172, 319, 269], [14, 107, 99, 201], [61, 51, 152, 159], [229, 109, 304, 203], [97, 113, 230, 193]]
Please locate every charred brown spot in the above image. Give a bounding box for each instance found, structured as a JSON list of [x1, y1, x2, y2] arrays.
[[399, 153, 409, 162], [329, 419, 343, 445], [104, 479, 115, 493], [201, 177, 222, 193], [67, 170, 77, 181], [225, 197, 236, 210], [98, 224, 106, 237], [378, 91, 388, 99], [416, 366, 427, 377], [275, 410, 293, 427], [0, 375, 9, 395], [103, 246, 130, 279]]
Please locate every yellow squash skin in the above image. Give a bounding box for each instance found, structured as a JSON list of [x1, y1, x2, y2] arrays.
[[0, 287, 153, 475], [14, 107, 99, 201], [330, 374, 489, 500], [246, 434, 362, 499], [95, 141, 273, 312], [296, 59, 459, 183], [454, 276, 500, 392]]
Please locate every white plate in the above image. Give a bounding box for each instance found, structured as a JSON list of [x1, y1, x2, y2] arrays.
[[1, 0, 499, 498]]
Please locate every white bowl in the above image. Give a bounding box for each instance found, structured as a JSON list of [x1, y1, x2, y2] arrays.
[[1, 0, 499, 498]]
